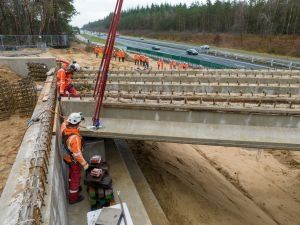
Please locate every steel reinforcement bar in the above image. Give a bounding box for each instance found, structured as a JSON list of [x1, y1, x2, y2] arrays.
[[16, 76, 56, 225]]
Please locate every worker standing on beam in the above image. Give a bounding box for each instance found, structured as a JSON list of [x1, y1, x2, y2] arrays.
[[57, 61, 80, 97], [62, 112, 89, 204]]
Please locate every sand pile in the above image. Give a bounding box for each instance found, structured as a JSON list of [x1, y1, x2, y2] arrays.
[[129, 141, 300, 225]]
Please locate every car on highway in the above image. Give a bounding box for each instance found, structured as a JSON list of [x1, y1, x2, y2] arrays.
[[186, 49, 198, 55], [200, 45, 210, 50], [152, 46, 161, 50], [140, 37, 144, 40]]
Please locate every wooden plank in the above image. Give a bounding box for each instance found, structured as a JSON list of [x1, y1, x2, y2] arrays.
[[42, 76, 54, 102], [52, 103, 58, 135]]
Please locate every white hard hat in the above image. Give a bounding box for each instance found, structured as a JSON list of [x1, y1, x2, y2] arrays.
[[69, 62, 80, 72], [67, 112, 83, 125]]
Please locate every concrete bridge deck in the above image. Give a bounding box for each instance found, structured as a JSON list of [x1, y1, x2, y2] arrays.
[[64, 69, 300, 150], [61, 98, 300, 150]]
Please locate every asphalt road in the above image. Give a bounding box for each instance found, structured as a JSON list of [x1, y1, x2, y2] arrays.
[[115, 36, 270, 69], [88, 33, 269, 69]]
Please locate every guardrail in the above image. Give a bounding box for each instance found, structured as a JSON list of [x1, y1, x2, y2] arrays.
[[205, 49, 300, 70], [126, 46, 233, 69]]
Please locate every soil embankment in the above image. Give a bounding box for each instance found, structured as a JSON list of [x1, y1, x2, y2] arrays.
[[129, 141, 300, 225]]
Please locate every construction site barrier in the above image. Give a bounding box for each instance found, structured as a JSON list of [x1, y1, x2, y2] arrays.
[[0, 35, 69, 50]]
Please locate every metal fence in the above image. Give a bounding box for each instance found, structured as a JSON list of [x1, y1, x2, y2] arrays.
[[0, 35, 69, 50], [126, 46, 233, 69]]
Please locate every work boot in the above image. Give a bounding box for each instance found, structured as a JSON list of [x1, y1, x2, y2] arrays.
[[69, 195, 84, 205]]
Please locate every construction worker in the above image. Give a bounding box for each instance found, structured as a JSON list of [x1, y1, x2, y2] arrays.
[[94, 45, 100, 58], [145, 57, 150, 69], [172, 61, 177, 69], [57, 61, 80, 97], [134, 54, 140, 65], [113, 49, 117, 61], [140, 55, 146, 67], [185, 63, 189, 70], [178, 63, 184, 71], [169, 60, 173, 70], [99, 47, 103, 58], [157, 59, 164, 70], [119, 50, 125, 62], [62, 112, 88, 204]]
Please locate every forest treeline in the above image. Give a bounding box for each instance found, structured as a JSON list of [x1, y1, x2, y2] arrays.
[[83, 0, 300, 35], [0, 0, 76, 35]]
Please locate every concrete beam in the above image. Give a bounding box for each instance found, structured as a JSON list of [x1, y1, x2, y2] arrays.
[[74, 74, 300, 85], [77, 69, 300, 76], [104, 83, 300, 95], [61, 98, 300, 150]]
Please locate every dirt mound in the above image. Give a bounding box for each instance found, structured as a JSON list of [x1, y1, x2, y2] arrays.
[[0, 65, 21, 81]]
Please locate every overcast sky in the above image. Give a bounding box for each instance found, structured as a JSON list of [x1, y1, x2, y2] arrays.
[[71, 0, 202, 27]]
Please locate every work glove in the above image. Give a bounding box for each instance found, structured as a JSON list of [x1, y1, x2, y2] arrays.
[[84, 163, 89, 171]]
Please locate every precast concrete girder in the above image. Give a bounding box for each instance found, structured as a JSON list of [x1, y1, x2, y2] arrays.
[[104, 83, 300, 95], [74, 74, 300, 85], [60, 98, 300, 150]]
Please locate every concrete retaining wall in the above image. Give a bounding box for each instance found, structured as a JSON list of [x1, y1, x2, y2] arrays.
[[43, 108, 69, 225], [43, 135, 69, 225], [0, 56, 56, 76]]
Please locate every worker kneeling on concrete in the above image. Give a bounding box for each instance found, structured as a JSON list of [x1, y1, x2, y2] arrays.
[[62, 112, 89, 204], [57, 62, 80, 97]]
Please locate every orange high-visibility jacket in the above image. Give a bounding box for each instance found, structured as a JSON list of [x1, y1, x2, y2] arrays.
[[178, 63, 184, 70], [61, 122, 88, 169], [94, 47, 98, 54], [57, 68, 72, 94], [134, 54, 140, 61], [140, 55, 146, 62], [119, 51, 125, 58]]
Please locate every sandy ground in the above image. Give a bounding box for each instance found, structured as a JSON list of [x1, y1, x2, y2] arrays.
[[41, 42, 158, 70], [0, 116, 28, 195], [129, 141, 300, 225], [0, 65, 22, 81], [0, 66, 29, 196]]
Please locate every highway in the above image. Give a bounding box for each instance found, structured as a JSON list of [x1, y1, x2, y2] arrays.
[[113, 36, 270, 69], [82, 32, 299, 69]]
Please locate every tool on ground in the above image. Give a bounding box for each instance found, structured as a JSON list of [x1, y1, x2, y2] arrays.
[[116, 191, 128, 225], [93, 0, 124, 129]]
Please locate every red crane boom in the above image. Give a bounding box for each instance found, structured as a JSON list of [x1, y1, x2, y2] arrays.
[[93, 0, 124, 128]]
